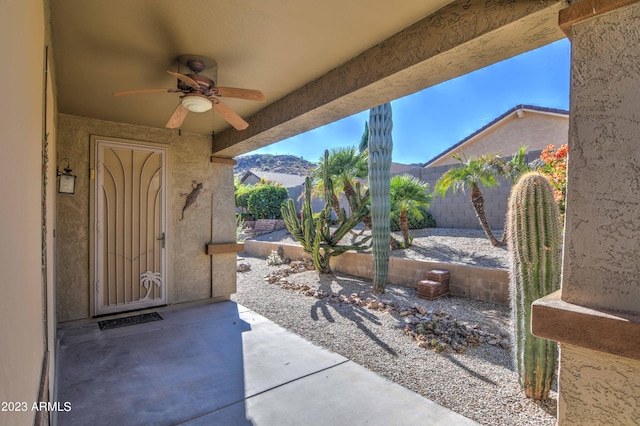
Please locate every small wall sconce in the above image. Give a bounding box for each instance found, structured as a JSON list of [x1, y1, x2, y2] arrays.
[[57, 158, 76, 194]]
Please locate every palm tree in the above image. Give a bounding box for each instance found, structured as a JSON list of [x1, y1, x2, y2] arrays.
[[310, 163, 341, 218], [311, 146, 368, 216], [390, 174, 433, 247], [435, 152, 505, 246], [501, 145, 533, 185]]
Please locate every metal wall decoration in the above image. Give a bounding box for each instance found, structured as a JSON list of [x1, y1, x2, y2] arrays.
[[139, 271, 163, 301], [180, 180, 204, 220]]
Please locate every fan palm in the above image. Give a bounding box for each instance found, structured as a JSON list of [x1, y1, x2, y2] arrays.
[[390, 174, 433, 247], [435, 152, 505, 246], [502, 145, 533, 185], [311, 146, 368, 216]]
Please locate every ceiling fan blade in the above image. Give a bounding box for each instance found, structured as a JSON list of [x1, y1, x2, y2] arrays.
[[213, 87, 266, 102], [113, 88, 180, 97], [165, 103, 189, 129], [167, 71, 198, 86], [213, 100, 249, 130]]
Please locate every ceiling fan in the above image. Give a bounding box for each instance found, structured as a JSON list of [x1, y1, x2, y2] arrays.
[[113, 55, 265, 130]]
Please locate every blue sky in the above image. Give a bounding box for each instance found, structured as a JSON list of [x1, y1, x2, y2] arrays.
[[248, 39, 571, 165]]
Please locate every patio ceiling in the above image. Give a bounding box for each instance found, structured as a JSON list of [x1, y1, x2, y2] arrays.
[[49, 0, 566, 157]]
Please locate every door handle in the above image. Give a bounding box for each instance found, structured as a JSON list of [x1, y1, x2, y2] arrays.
[[157, 232, 166, 248]]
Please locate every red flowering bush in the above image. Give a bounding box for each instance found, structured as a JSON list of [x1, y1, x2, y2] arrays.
[[538, 144, 568, 214]]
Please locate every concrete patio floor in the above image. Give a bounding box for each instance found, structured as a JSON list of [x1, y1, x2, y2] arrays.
[[55, 301, 478, 425]]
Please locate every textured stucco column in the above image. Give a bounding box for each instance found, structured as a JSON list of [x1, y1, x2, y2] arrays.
[[562, 2, 640, 313], [209, 161, 238, 298], [532, 1, 640, 424]]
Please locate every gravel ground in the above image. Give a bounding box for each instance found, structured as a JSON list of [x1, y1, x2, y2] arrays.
[[232, 229, 557, 426]]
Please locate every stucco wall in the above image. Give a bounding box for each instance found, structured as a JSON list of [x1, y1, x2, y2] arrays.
[[429, 112, 568, 167], [0, 1, 47, 425], [559, 344, 640, 425], [559, 2, 640, 424], [56, 114, 236, 322], [563, 4, 640, 315]]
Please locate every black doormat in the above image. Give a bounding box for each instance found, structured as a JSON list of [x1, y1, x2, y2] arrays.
[[98, 312, 163, 330]]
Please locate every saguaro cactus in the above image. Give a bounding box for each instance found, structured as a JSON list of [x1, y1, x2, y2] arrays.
[[368, 103, 393, 293], [506, 172, 562, 400], [281, 151, 370, 274]]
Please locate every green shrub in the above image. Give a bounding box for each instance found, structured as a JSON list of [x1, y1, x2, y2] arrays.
[[247, 185, 288, 219], [390, 206, 436, 231], [235, 183, 255, 210], [237, 212, 254, 221]]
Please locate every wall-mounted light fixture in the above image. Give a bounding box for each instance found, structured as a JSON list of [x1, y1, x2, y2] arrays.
[[57, 158, 76, 194]]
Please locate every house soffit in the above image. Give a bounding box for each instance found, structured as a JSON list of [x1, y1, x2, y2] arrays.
[[49, 0, 567, 157]]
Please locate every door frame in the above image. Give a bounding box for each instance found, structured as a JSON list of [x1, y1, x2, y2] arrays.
[[89, 136, 170, 317]]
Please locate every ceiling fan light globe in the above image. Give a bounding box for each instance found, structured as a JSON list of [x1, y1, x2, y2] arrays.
[[181, 96, 213, 113]]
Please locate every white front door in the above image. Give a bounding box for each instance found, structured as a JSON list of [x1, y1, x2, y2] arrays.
[[95, 140, 167, 315]]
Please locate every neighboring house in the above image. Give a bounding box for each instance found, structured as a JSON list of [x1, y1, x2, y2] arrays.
[[240, 169, 311, 213], [423, 104, 569, 167], [420, 105, 569, 230], [240, 169, 356, 216], [240, 170, 307, 188], [390, 162, 420, 175]]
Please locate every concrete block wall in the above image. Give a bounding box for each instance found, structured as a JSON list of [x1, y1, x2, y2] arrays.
[[284, 148, 547, 230], [396, 150, 543, 230], [243, 240, 509, 305]]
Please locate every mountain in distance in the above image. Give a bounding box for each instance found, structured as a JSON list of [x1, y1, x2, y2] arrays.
[[233, 153, 421, 178], [234, 154, 316, 177]]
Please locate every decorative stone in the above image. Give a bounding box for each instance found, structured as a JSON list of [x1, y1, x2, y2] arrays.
[[237, 263, 251, 272]]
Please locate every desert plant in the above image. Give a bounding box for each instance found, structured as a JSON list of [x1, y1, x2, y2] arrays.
[[435, 152, 504, 246], [266, 246, 286, 266], [501, 145, 534, 185], [235, 214, 246, 242], [497, 145, 535, 245], [247, 185, 288, 219], [281, 151, 371, 274], [368, 102, 393, 293], [311, 146, 368, 217], [358, 120, 369, 153], [390, 206, 436, 232], [390, 174, 433, 247], [506, 172, 562, 400]]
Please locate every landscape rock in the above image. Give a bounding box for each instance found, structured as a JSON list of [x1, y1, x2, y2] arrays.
[[237, 263, 251, 272]]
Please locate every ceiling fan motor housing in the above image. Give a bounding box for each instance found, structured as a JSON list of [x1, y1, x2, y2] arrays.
[[177, 74, 216, 94]]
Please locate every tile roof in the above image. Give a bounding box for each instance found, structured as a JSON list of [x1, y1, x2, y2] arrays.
[[241, 170, 307, 188]]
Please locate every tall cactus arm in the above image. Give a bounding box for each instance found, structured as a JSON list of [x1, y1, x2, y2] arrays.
[[281, 156, 371, 274], [368, 103, 393, 293]]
